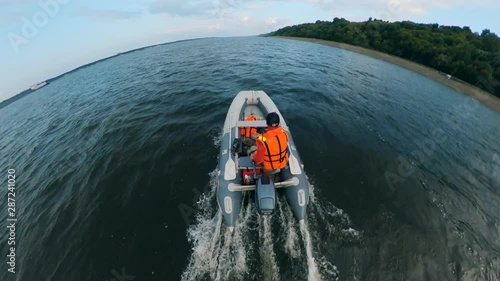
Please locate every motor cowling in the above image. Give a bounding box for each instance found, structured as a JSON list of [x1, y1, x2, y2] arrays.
[[255, 175, 276, 215]]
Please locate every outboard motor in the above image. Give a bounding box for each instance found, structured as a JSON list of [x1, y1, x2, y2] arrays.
[[255, 175, 276, 215]]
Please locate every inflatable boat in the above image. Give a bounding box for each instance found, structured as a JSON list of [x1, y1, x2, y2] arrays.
[[216, 90, 310, 231]]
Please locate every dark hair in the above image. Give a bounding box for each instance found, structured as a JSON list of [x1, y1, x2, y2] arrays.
[[266, 112, 280, 126]]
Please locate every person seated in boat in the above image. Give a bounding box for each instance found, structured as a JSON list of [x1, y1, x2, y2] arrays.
[[240, 113, 258, 148], [248, 112, 289, 174]]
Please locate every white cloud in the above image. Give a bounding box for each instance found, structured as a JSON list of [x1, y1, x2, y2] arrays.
[[407, 6, 426, 16], [0, 12, 24, 24], [162, 23, 223, 35], [0, 0, 40, 8], [241, 3, 272, 10], [149, 0, 239, 17], [266, 17, 277, 26], [150, 0, 214, 16], [208, 23, 222, 31], [302, 0, 496, 9], [240, 15, 249, 23], [143, 0, 497, 28], [248, 0, 499, 22], [74, 7, 141, 21]]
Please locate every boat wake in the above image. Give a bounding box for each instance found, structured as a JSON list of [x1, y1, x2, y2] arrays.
[[300, 219, 322, 280], [182, 131, 360, 280], [181, 172, 361, 281]]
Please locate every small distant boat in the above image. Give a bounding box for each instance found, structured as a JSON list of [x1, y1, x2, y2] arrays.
[[30, 81, 47, 90]]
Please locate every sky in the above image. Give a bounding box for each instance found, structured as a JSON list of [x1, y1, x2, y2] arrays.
[[0, 0, 499, 101]]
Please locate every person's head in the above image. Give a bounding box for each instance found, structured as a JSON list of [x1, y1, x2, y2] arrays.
[[266, 112, 280, 127]]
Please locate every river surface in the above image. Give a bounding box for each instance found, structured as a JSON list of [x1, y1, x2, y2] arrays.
[[1, 36, 499, 281]]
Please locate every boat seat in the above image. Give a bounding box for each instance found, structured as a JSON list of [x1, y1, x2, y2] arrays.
[[238, 156, 262, 169], [236, 120, 267, 128], [265, 169, 281, 175]]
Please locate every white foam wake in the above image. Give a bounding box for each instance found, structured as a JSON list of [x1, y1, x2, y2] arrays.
[[277, 195, 300, 258], [182, 174, 254, 281], [300, 220, 322, 281], [182, 171, 358, 281], [259, 215, 280, 281]]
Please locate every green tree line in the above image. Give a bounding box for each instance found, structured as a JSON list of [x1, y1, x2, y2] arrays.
[[269, 18, 500, 98]]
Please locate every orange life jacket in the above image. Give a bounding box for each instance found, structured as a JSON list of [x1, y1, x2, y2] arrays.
[[240, 115, 257, 138], [256, 127, 289, 170]]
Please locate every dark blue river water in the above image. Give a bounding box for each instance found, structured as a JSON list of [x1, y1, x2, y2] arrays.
[[1, 37, 499, 281]]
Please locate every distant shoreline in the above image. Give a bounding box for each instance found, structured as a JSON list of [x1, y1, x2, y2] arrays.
[[0, 37, 209, 109], [274, 36, 500, 112]]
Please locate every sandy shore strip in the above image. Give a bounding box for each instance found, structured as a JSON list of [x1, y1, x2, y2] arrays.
[[274, 36, 500, 112]]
